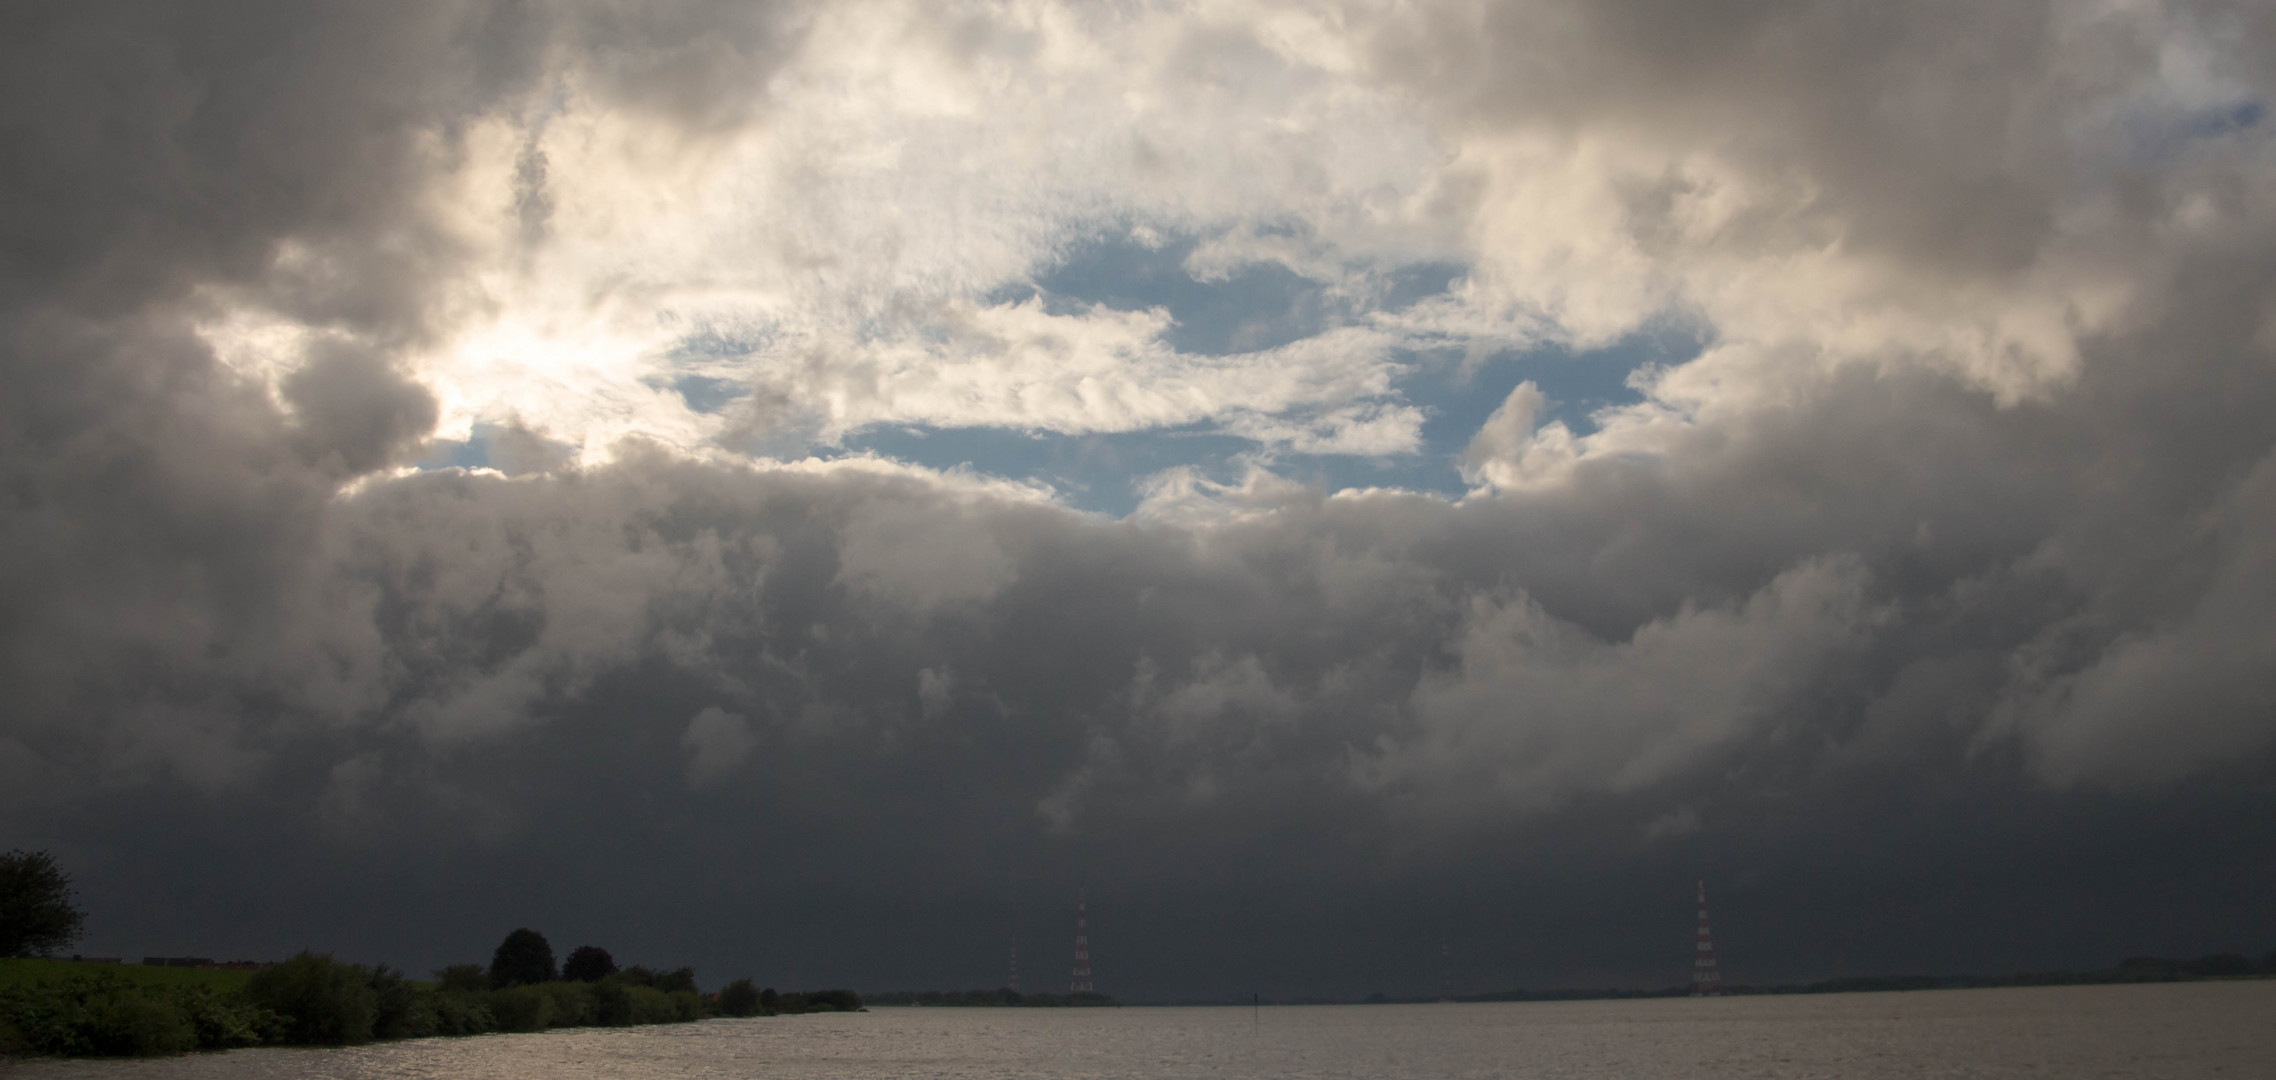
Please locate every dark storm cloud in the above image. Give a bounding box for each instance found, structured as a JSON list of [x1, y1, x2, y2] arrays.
[[0, 0, 809, 776], [1356, 0, 2276, 783], [1373, 0, 2160, 273], [3, 0, 2275, 1000]]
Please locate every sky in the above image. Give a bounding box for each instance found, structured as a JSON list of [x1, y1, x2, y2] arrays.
[[3, 0, 2275, 1002]]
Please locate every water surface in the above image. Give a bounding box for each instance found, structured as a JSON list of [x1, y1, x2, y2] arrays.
[[7, 981, 2271, 1078]]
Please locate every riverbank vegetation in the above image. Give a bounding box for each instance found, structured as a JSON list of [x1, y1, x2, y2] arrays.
[[1, 927, 862, 1059], [864, 989, 1117, 1007], [3, 857, 863, 1059]]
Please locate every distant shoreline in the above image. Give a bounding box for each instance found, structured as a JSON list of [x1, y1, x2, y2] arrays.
[[987, 953, 2276, 1007], [863, 989, 1118, 1007]]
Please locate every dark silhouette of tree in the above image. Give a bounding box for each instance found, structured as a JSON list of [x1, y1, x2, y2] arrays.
[[718, 978, 763, 1017], [655, 966, 697, 994], [489, 927, 556, 988], [0, 849, 85, 957], [563, 944, 618, 982]]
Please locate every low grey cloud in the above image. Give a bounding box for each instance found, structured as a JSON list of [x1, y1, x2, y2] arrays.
[[3, 0, 2275, 1000], [683, 707, 760, 788]]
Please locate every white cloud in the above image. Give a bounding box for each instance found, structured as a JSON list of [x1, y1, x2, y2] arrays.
[[190, 0, 1479, 470]]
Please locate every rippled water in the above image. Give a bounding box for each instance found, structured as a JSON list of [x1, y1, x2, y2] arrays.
[[6, 981, 2271, 1079]]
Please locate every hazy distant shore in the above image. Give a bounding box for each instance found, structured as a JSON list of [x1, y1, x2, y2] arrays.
[[1089, 951, 2276, 1007]]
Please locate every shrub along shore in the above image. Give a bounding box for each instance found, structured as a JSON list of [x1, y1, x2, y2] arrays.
[[0, 949, 861, 1058]]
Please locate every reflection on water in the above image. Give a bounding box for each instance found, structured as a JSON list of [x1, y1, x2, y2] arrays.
[[6, 981, 2272, 1079]]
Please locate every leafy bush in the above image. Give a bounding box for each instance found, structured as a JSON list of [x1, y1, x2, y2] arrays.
[[175, 985, 273, 1049], [0, 973, 266, 1056], [435, 964, 489, 993], [428, 990, 495, 1036], [83, 993, 196, 1056], [717, 978, 762, 1017], [625, 985, 679, 1025], [367, 965, 437, 1040], [489, 984, 554, 1032], [245, 952, 375, 1046], [591, 977, 633, 1026], [538, 980, 595, 1027]]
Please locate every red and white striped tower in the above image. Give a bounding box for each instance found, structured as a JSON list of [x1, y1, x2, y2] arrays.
[[1692, 879, 1722, 996], [1070, 887, 1094, 994]]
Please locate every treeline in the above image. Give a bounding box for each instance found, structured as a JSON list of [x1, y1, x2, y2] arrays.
[[1452, 986, 1689, 1003], [864, 988, 1117, 1007], [1, 927, 862, 1058], [1445, 949, 2276, 1005], [1722, 949, 2276, 996]]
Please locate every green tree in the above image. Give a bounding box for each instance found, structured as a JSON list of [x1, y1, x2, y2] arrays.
[[0, 849, 86, 957], [717, 978, 763, 1017], [563, 945, 617, 982], [655, 966, 697, 994], [489, 928, 556, 988]]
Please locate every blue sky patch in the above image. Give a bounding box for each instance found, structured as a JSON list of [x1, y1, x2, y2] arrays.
[[806, 233, 1710, 514], [827, 326, 1696, 516]]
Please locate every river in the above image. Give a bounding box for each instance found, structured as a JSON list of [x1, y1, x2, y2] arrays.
[[6, 981, 2271, 1078]]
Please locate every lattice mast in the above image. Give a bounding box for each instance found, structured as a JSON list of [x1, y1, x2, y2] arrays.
[[1692, 879, 1722, 996], [1070, 886, 1094, 993], [1007, 928, 1020, 993]]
